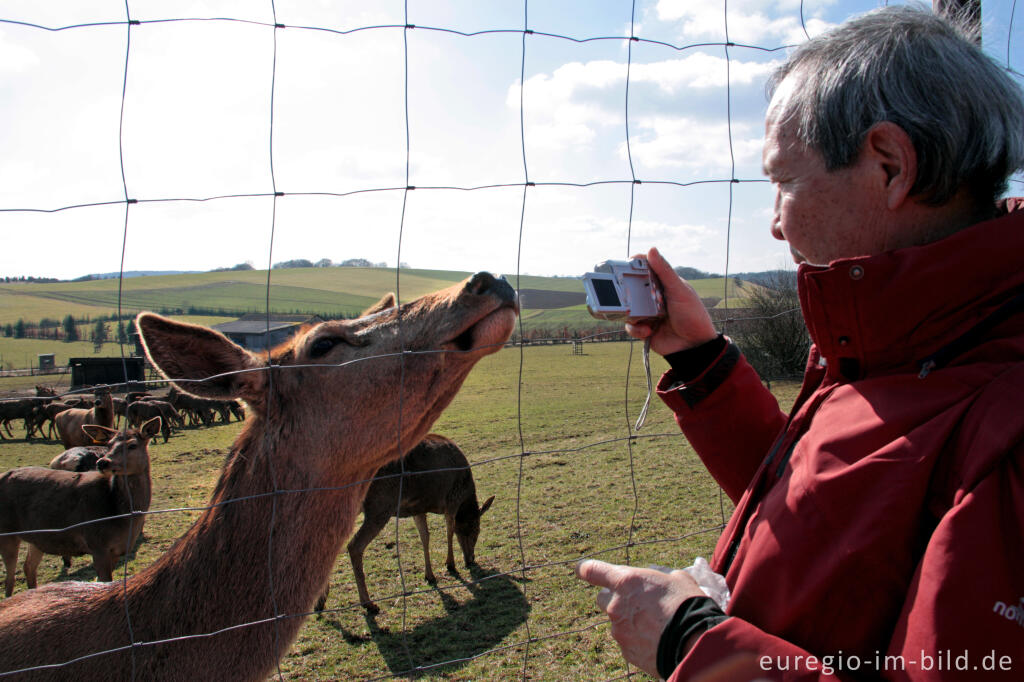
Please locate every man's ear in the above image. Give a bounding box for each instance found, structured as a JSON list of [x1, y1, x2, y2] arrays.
[[136, 313, 265, 401], [862, 121, 918, 210], [362, 293, 397, 317]]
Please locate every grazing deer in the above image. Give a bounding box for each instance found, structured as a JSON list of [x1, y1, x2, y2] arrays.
[[0, 272, 517, 681], [27, 401, 73, 440], [0, 398, 37, 440], [126, 399, 180, 443], [54, 388, 115, 448], [0, 418, 159, 597], [315, 434, 494, 614]]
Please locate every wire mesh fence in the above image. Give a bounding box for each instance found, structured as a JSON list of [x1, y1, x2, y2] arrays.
[[0, 0, 1021, 679]]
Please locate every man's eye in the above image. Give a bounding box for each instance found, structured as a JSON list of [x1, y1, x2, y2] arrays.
[[310, 337, 340, 358]]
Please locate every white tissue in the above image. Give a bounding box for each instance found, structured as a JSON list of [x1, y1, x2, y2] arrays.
[[649, 557, 730, 611]]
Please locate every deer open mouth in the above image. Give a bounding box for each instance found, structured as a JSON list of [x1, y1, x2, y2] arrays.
[[444, 299, 519, 355]]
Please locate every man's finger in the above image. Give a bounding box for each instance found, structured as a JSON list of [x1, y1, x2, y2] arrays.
[[575, 559, 628, 589], [595, 587, 613, 613]]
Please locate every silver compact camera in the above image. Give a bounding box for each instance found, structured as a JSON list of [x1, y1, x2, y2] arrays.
[[582, 257, 665, 320]]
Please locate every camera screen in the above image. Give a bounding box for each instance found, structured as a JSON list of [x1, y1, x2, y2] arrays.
[[592, 278, 622, 307]]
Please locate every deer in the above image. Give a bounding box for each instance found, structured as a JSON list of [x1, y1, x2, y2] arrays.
[[54, 388, 114, 448], [49, 445, 110, 473], [0, 271, 517, 681], [125, 399, 180, 443], [27, 401, 74, 440], [45, 439, 122, 572], [315, 434, 494, 614], [0, 418, 159, 598], [0, 398, 38, 440]]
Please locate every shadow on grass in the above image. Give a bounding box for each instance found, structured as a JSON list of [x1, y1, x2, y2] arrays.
[[323, 565, 530, 677], [52, 533, 151, 584]]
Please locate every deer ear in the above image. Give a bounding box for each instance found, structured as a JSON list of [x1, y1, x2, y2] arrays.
[[139, 416, 162, 440], [361, 293, 396, 317], [136, 313, 265, 401], [479, 495, 494, 515], [82, 424, 116, 444]]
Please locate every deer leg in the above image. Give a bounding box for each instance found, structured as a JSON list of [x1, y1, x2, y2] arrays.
[[61, 554, 72, 571], [314, 582, 330, 614], [23, 545, 44, 589], [444, 514, 457, 573], [347, 515, 390, 614], [412, 514, 436, 584], [1, 537, 19, 597], [92, 551, 114, 582]]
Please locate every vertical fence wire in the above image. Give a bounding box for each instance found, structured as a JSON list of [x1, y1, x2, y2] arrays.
[[262, 6, 288, 680], [0, 2, 1020, 679], [392, 0, 416, 674], [513, 2, 533, 677], [114, 3, 139, 680]]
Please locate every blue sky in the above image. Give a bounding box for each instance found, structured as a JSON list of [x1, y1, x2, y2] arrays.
[[0, 1, 1021, 281]]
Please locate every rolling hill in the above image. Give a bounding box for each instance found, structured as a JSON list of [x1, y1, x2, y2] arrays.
[[0, 266, 752, 331]]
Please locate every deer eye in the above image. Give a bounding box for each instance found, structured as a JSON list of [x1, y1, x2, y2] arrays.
[[310, 337, 340, 358]]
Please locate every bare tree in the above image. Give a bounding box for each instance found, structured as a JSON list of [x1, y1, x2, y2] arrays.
[[732, 270, 810, 379]]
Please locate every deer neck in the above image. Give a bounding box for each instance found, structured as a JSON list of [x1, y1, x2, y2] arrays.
[[110, 466, 152, 518], [119, 415, 385, 674]]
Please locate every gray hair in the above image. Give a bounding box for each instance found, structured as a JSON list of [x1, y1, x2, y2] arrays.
[[768, 4, 1024, 208]]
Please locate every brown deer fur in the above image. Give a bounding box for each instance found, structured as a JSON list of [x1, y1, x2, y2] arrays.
[[0, 419, 159, 597], [315, 433, 494, 614], [0, 272, 517, 681], [54, 390, 114, 448]]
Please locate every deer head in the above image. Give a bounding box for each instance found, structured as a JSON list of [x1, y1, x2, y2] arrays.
[[136, 272, 518, 478], [82, 417, 161, 477], [455, 494, 495, 566]]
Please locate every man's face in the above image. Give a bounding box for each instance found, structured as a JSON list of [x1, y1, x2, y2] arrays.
[[762, 76, 887, 266]]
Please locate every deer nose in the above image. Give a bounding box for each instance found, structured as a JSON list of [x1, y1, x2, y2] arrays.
[[467, 272, 516, 303]]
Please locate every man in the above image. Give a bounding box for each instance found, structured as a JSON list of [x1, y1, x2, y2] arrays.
[[576, 6, 1024, 680]]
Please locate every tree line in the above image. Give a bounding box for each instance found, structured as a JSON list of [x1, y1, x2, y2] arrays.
[[2, 314, 143, 352]]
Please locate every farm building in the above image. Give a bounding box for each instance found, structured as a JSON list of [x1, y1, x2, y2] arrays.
[[211, 314, 324, 351], [69, 357, 145, 390]]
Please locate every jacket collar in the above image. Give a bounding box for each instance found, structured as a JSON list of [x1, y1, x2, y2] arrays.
[[797, 204, 1024, 380]]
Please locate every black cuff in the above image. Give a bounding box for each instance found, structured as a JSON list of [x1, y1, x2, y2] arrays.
[[663, 337, 741, 408], [664, 334, 727, 383], [656, 596, 728, 680]]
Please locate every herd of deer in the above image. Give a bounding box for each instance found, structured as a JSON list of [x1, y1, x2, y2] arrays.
[[0, 272, 517, 680], [0, 382, 245, 446]]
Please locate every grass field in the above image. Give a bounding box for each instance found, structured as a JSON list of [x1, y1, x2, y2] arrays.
[[0, 341, 799, 680], [0, 314, 233, 378], [0, 267, 752, 334]]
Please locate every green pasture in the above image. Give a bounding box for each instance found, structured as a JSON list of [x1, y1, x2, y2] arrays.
[[0, 267, 752, 330], [0, 315, 233, 378], [0, 341, 799, 680]]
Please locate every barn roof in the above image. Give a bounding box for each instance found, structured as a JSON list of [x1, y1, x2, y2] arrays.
[[211, 314, 322, 336], [211, 320, 303, 335]]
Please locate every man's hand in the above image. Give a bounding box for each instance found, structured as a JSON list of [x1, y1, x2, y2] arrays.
[[626, 247, 719, 356], [575, 559, 707, 677]]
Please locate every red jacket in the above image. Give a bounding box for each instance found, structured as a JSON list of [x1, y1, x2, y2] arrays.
[[659, 205, 1024, 680]]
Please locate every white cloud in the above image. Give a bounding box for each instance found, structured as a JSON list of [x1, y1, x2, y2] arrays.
[[511, 60, 625, 150], [630, 53, 777, 91], [512, 53, 773, 153], [623, 116, 763, 172], [0, 29, 39, 73], [654, 0, 837, 45]]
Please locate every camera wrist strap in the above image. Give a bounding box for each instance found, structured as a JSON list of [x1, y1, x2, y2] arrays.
[[634, 337, 653, 432]]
